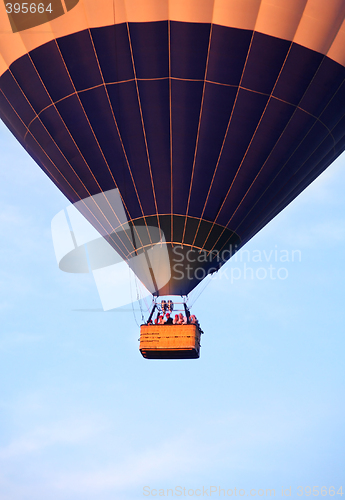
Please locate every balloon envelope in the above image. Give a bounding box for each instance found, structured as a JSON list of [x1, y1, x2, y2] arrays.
[[1, 0, 345, 295]]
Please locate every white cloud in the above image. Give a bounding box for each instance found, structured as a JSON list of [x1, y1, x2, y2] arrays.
[[289, 155, 345, 207], [0, 392, 340, 500], [0, 417, 105, 460], [280, 218, 345, 249], [309, 219, 345, 243], [53, 433, 202, 493], [0, 300, 10, 311], [0, 202, 52, 263], [0, 332, 45, 351], [49, 399, 318, 494]]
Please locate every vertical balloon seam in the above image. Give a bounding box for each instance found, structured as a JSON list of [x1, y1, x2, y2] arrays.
[[120, 20, 163, 245], [181, 0, 216, 245], [219, 73, 338, 239], [220, 58, 345, 245], [125, 21, 161, 240], [0, 84, 132, 263], [227, 127, 345, 250], [54, 30, 151, 256], [203, 46, 339, 256], [0, 71, 93, 198], [237, 116, 345, 246], [190, 28, 257, 249], [226, 98, 339, 239], [2, 63, 135, 260], [86, 27, 153, 254], [168, 19, 174, 243], [75, 26, 151, 254], [206, 39, 294, 232], [195, 30, 261, 253], [27, 46, 137, 257]]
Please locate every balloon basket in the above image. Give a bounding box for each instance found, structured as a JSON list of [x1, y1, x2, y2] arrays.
[[139, 324, 201, 359]]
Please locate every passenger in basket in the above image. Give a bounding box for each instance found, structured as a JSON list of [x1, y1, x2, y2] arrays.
[[190, 314, 201, 330], [173, 314, 179, 324], [158, 315, 165, 324], [165, 313, 173, 325], [178, 313, 187, 324]]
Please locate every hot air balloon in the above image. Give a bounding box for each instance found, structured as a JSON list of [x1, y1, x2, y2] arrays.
[[1, 0, 345, 358]]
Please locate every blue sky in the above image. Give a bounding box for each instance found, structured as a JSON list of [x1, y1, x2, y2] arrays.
[[0, 119, 344, 500]]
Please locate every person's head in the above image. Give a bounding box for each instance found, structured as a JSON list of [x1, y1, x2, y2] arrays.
[[175, 314, 178, 319], [166, 313, 170, 318], [179, 313, 183, 318], [154, 318, 158, 324]]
